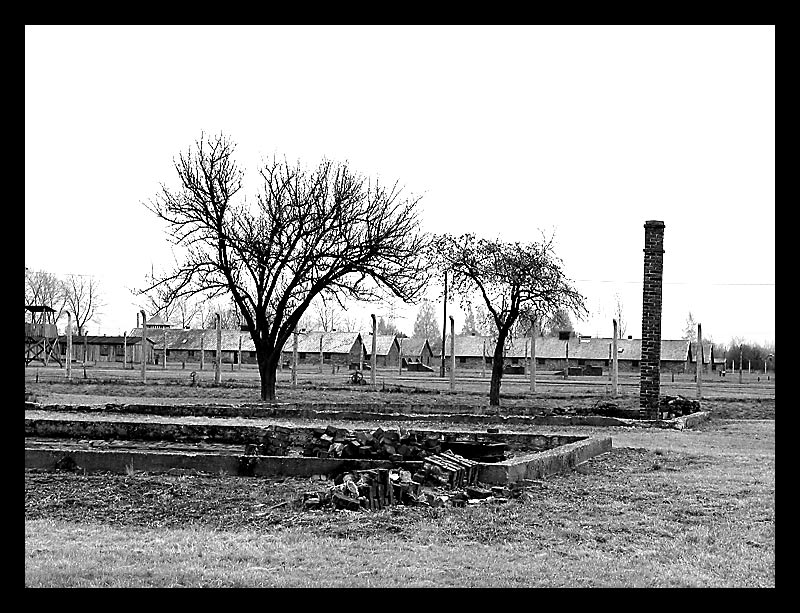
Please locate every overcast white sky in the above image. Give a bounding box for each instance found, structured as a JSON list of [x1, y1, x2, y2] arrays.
[[25, 25, 774, 346]]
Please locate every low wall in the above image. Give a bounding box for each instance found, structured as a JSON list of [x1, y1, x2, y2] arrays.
[[24, 447, 422, 478], [27, 401, 705, 429], [478, 436, 613, 485], [26, 435, 612, 484], [25, 417, 586, 454]]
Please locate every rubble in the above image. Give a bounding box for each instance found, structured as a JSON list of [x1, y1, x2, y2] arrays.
[[303, 425, 441, 461], [244, 424, 292, 456], [300, 450, 523, 512], [658, 395, 701, 418]]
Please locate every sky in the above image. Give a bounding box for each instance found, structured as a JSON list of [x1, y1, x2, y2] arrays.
[[25, 25, 775, 346]]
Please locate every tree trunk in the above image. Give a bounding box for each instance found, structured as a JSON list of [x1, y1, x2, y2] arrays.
[[258, 358, 278, 401], [257, 350, 279, 401], [488, 331, 508, 406]]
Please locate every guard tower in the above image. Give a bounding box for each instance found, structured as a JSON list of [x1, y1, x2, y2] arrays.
[[25, 305, 62, 366]]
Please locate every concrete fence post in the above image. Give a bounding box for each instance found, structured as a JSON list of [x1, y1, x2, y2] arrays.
[[371, 314, 377, 388], [140, 311, 147, 383], [215, 314, 222, 385], [65, 311, 72, 380], [449, 316, 455, 392], [696, 323, 703, 399], [292, 328, 298, 388], [739, 346, 743, 384]]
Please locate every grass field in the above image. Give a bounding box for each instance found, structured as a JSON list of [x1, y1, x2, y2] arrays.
[[24, 364, 775, 587]]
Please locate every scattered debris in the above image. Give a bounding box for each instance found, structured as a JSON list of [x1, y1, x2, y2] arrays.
[[300, 450, 523, 512], [658, 395, 701, 418]]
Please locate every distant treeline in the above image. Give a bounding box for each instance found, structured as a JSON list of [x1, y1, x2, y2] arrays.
[[716, 340, 775, 370]]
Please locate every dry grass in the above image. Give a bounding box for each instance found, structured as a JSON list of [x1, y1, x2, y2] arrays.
[[25, 423, 774, 587]]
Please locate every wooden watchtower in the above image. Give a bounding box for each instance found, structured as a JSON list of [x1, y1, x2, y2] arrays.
[[25, 305, 62, 366]]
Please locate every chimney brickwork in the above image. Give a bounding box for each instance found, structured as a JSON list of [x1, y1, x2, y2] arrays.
[[639, 220, 665, 417]]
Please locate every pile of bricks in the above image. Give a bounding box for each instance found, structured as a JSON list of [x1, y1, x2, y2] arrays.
[[302, 454, 524, 511], [417, 450, 480, 488], [244, 424, 292, 456], [303, 425, 443, 461], [659, 395, 701, 418], [304, 467, 425, 511]]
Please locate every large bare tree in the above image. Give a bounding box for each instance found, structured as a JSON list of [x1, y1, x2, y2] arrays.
[[139, 133, 430, 400], [431, 233, 586, 406], [64, 274, 103, 336]]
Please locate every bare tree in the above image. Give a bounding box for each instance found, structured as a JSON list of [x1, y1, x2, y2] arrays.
[[64, 274, 104, 336], [203, 303, 242, 330], [138, 133, 430, 400], [431, 233, 586, 406], [136, 268, 183, 327], [612, 292, 627, 339], [308, 296, 343, 331], [337, 312, 361, 333], [25, 269, 67, 327], [172, 296, 202, 329]]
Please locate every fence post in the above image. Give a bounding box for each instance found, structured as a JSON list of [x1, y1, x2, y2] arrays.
[[612, 319, 619, 397], [696, 323, 702, 399], [65, 311, 72, 380], [292, 328, 298, 388], [215, 314, 222, 385], [530, 320, 536, 393], [140, 311, 147, 383], [440, 271, 447, 379], [449, 316, 455, 392], [739, 345, 743, 384], [371, 314, 377, 388]]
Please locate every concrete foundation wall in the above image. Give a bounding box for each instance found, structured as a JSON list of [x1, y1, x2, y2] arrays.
[[25, 417, 587, 453], [25, 447, 422, 478], [478, 436, 613, 484], [26, 435, 612, 484]]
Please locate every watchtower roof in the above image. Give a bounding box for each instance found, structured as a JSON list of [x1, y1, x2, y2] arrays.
[[26, 305, 56, 313]]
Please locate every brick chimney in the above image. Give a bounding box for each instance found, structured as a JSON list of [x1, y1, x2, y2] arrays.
[[639, 220, 665, 417]]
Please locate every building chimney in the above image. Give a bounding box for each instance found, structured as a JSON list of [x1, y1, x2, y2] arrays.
[[639, 220, 665, 417]]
